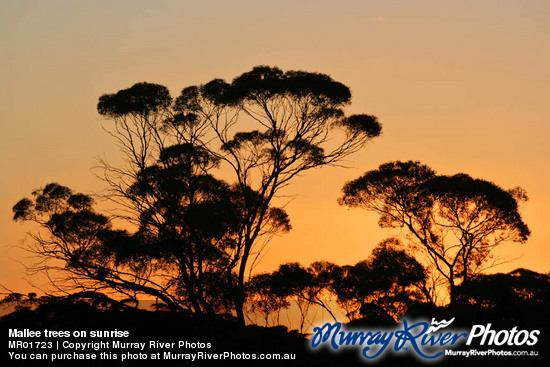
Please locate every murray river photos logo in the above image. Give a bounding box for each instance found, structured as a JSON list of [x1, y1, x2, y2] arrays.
[[310, 318, 540, 362]]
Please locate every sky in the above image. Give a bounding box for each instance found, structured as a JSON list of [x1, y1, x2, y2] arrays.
[[1, 0, 549, 295]]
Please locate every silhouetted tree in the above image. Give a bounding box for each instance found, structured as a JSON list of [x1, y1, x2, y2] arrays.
[[339, 161, 530, 303], [457, 268, 550, 316], [304, 261, 341, 322], [246, 262, 339, 331], [169, 66, 382, 324], [269, 263, 315, 333], [15, 66, 382, 324], [246, 272, 289, 326], [13, 176, 288, 316], [332, 239, 426, 321], [0, 291, 129, 315], [0, 293, 39, 313], [13, 183, 185, 310]]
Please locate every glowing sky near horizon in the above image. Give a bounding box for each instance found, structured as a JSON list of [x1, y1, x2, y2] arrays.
[[1, 0, 549, 294]]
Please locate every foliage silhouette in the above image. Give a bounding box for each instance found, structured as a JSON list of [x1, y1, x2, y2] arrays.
[[457, 268, 550, 317], [14, 66, 381, 324], [331, 238, 427, 321], [339, 161, 530, 303], [243, 240, 427, 330], [246, 272, 290, 327], [249, 262, 338, 333], [269, 263, 315, 333]]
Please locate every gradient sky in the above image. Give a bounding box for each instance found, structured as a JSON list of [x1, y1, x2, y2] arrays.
[[1, 0, 549, 294]]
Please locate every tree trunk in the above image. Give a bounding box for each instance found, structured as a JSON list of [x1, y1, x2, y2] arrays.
[[234, 237, 253, 326], [462, 261, 469, 284], [234, 285, 246, 325], [449, 279, 457, 304]]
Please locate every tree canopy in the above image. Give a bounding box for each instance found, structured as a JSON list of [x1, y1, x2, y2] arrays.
[[331, 238, 427, 321], [14, 65, 382, 324], [339, 160, 530, 303]]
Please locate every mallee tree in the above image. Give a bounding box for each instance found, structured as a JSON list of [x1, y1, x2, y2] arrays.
[[14, 66, 382, 324], [339, 160, 530, 303]]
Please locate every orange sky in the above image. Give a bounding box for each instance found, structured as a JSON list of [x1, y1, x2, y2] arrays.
[[1, 0, 549, 294]]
